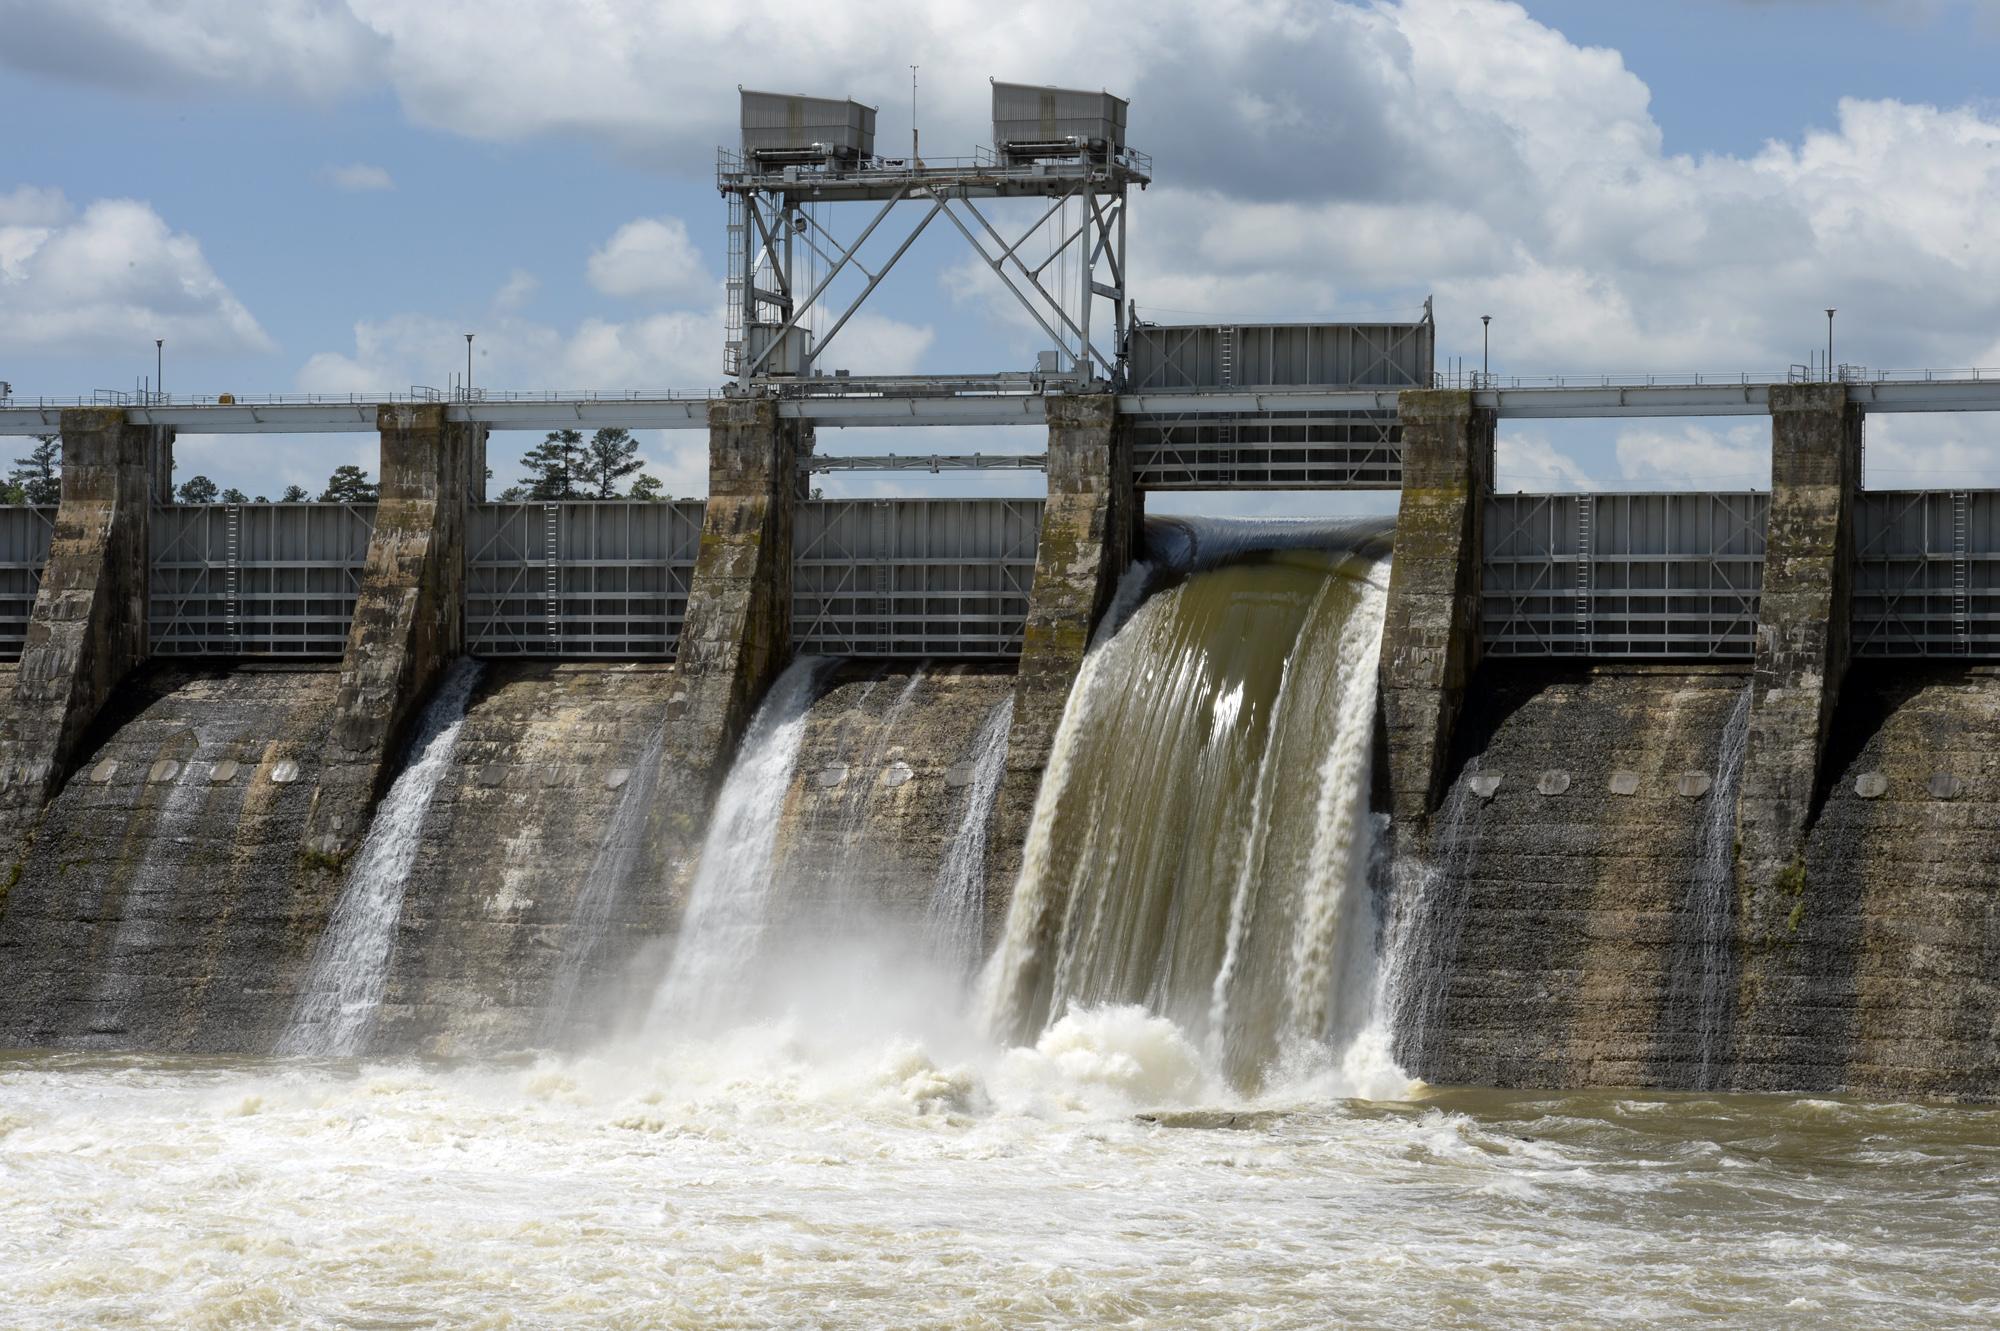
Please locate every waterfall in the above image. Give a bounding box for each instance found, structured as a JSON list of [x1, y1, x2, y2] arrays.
[[1381, 766, 1486, 1074], [278, 658, 485, 1057], [924, 696, 1014, 977], [536, 714, 667, 1047], [647, 656, 833, 1032], [828, 664, 927, 883], [1676, 679, 1754, 1088], [979, 536, 1394, 1088]]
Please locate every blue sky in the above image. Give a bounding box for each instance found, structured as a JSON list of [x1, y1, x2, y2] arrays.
[[4, 0, 2000, 512]]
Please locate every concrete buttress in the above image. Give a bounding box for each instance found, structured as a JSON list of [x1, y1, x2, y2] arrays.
[[1379, 389, 1495, 831], [0, 408, 163, 844], [1735, 383, 1861, 914], [988, 394, 1137, 925], [302, 404, 479, 860], [652, 398, 802, 882]]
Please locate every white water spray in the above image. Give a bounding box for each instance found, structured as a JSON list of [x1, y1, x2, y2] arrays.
[[537, 714, 667, 1046], [648, 657, 834, 1031], [278, 657, 485, 1057], [925, 696, 1014, 977], [1683, 679, 1754, 1087]]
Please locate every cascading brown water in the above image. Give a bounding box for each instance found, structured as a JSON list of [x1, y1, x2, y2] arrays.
[[981, 521, 1395, 1088]]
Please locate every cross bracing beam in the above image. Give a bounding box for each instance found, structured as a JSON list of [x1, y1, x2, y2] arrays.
[[15, 376, 2000, 435], [801, 454, 1047, 473]]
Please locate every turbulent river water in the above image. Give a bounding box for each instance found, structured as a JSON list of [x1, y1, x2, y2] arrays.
[[6, 1040, 2000, 1328], [7, 530, 2000, 1326]]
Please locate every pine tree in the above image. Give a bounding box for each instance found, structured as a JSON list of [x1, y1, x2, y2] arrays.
[[579, 428, 643, 498], [220, 487, 249, 503], [177, 475, 220, 504], [628, 473, 664, 501], [518, 429, 583, 499], [319, 465, 379, 502], [279, 484, 309, 503], [10, 435, 60, 505]]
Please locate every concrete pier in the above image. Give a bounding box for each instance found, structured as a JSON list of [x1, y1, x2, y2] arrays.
[[989, 394, 1137, 921], [302, 405, 480, 861], [0, 408, 165, 845], [1735, 384, 1862, 910], [1378, 389, 1495, 828], [653, 398, 805, 869]]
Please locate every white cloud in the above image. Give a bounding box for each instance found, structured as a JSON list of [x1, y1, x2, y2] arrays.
[[0, 0, 387, 100], [324, 163, 395, 191], [1496, 430, 1604, 492], [491, 267, 538, 312], [296, 309, 721, 393], [585, 216, 713, 304], [1614, 423, 1773, 488], [0, 192, 274, 357]]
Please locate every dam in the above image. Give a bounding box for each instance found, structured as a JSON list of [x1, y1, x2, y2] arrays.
[[3, 363, 1999, 1102]]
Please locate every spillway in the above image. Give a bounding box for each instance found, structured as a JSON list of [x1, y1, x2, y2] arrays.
[[984, 520, 1399, 1089]]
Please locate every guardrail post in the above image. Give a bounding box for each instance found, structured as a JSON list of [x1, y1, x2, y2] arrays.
[[1735, 383, 1861, 911], [989, 393, 1137, 901], [301, 405, 479, 862], [1379, 388, 1495, 829], [0, 408, 162, 842], [654, 397, 801, 858]]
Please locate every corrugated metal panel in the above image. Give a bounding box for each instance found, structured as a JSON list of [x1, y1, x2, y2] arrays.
[[1128, 322, 1433, 392], [740, 90, 876, 160], [1483, 492, 1766, 658], [793, 498, 1042, 657], [149, 503, 373, 656], [467, 501, 704, 657], [1130, 412, 1402, 490], [1853, 490, 2000, 656], [0, 506, 55, 660], [992, 81, 1127, 157]]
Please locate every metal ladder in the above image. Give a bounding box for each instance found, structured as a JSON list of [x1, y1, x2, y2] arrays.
[[724, 179, 746, 376], [1953, 490, 1970, 655], [1575, 495, 1593, 653], [1218, 326, 1234, 388], [871, 502, 892, 650], [544, 503, 560, 653], [224, 503, 242, 652]]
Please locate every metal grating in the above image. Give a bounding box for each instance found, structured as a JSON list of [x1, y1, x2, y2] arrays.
[[1483, 492, 1767, 658], [0, 506, 56, 660], [1852, 491, 2000, 656], [793, 498, 1042, 657], [467, 500, 704, 657], [150, 503, 374, 656], [1129, 411, 1402, 490]]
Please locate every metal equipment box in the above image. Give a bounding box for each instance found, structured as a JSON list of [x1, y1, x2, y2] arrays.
[[741, 90, 877, 163], [992, 81, 1127, 161], [1127, 322, 1434, 391], [745, 322, 813, 376]]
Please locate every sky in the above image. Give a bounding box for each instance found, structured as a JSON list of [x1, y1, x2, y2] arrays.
[[5, 0, 2000, 515]]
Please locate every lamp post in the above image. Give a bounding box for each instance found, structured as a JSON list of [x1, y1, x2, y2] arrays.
[[465, 333, 474, 399], [1481, 315, 1491, 384], [1825, 309, 1836, 382], [155, 340, 163, 403]]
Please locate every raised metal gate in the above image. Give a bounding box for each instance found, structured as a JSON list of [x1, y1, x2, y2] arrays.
[[0, 506, 55, 659], [1483, 492, 1767, 658], [466, 500, 704, 657], [149, 503, 374, 656], [792, 498, 1041, 657], [1853, 491, 2000, 656], [1128, 411, 1403, 490]]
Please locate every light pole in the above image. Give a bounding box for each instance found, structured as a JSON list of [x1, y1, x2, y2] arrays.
[[1825, 309, 1836, 382], [465, 333, 474, 398], [1481, 315, 1491, 383], [155, 339, 163, 403]]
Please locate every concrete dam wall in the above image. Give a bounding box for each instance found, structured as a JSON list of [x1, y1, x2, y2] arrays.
[[4, 390, 2000, 1101]]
